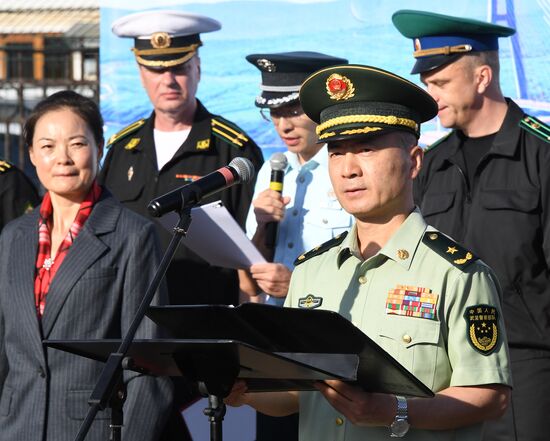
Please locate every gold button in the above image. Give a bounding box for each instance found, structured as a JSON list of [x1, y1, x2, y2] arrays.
[[402, 334, 412, 344], [335, 417, 344, 426], [358, 276, 367, 284]]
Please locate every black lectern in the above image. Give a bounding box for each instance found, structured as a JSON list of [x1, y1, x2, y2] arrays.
[[146, 303, 433, 397], [45, 303, 433, 440]]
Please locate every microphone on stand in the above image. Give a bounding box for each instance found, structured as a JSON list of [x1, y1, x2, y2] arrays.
[[147, 157, 255, 217], [265, 152, 288, 248]]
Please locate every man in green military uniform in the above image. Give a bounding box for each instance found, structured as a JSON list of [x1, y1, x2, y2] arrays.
[[99, 10, 264, 308], [0, 159, 39, 233], [393, 11, 550, 440], [226, 64, 511, 440]]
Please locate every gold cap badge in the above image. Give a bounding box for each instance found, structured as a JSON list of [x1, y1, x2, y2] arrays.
[[326, 73, 355, 101], [150, 32, 171, 49], [256, 58, 276, 72]]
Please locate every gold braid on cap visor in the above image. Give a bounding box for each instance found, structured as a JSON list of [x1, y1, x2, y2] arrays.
[[132, 43, 200, 68], [413, 44, 472, 58], [319, 127, 383, 140], [316, 114, 418, 137]]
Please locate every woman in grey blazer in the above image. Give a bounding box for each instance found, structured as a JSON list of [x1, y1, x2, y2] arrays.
[[0, 91, 172, 441]]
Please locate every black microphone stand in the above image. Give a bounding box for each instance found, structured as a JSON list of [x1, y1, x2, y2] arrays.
[[72, 208, 193, 441]]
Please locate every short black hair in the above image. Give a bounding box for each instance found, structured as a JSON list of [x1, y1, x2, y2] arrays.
[[24, 90, 103, 148]]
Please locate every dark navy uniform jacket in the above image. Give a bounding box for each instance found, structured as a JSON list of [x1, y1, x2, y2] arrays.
[[0, 160, 39, 234], [99, 100, 264, 306], [414, 99, 550, 352]]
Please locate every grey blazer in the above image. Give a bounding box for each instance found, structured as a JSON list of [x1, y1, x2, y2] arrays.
[[0, 191, 173, 441]]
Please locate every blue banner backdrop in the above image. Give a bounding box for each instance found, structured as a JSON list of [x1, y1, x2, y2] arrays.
[[100, 0, 550, 159]]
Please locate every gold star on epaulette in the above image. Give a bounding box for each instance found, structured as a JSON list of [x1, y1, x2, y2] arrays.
[[423, 231, 478, 270]]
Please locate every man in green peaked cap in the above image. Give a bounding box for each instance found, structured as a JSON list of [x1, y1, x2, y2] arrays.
[[394, 10, 550, 441], [226, 64, 512, 441]]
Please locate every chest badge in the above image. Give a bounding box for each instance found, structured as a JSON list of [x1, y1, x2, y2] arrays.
[[127, 166, 134, 181], [464, 304, 499, 355], [124, 138, 140, 150], [298, 294, 323, 309], [196, 139, 211, 150]]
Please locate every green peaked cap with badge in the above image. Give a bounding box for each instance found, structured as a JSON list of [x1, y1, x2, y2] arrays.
[[392, 10, 515, 74], [299, 64, 437, 143]]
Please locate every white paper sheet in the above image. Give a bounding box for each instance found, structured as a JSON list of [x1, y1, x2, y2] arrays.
[[159, 201, 266, 269]]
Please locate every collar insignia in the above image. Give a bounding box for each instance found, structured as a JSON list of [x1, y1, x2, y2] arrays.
[[124, 138, 140, 150], [298, 294, 323, 309], [196, 139, 211, 150], [464, 304, 499, 355], [397, 249, 409, 260], [326, 73, 355, 101]]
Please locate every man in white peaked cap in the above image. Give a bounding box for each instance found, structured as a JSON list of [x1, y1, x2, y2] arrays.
[[99, 9, 264, 441]]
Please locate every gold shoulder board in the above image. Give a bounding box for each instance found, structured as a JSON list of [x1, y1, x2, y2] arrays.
[[107, 119, 146, 146], [0, 160, 13, 173], [211, 116, 249, 149]]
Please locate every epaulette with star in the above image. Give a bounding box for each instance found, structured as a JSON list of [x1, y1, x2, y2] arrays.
[[211, 116, 249, 149], [106, 119, 146, 148], [424, 131, 452, 153], [422, 231, 478, 270], [519, 115, 550, 144], [294, 231, 348, 266], [0, 159, 13, 173]]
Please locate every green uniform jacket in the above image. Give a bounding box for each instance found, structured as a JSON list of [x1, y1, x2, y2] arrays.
[[0, 160, 39, 234], [286, 210, 511, 441], [99, 101, 264, 306]]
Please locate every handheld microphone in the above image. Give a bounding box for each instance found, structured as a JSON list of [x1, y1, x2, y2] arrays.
[[265, 152, 288, 248], [147, 157, 255, 217]]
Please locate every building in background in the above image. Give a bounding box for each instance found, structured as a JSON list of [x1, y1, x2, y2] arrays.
[[0, 0, 99, 177]]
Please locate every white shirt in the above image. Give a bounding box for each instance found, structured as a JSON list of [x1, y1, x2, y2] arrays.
[[246, 145, 353, 305], [154, 128, 191, 170]]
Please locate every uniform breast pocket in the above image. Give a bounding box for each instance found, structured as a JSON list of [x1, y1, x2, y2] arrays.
[[480, 188, 539, 212], [420, 192, 455, 217], [378, 318, 441, 388]]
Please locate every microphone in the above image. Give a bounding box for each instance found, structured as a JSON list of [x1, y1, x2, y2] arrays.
[[147, 157, 255, 217], [265, 152, 288, 248]]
